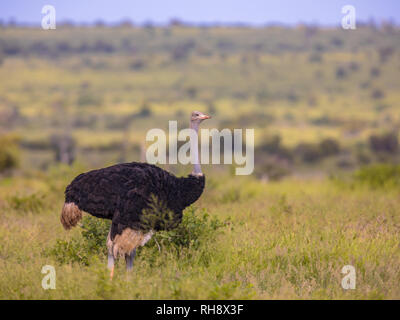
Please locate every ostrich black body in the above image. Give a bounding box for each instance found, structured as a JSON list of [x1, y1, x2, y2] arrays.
[[65, 162, 205, 239]]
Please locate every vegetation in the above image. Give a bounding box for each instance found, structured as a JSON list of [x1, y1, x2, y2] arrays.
[[0, 24, 399, 172], [46, 206, 227, 266], [0, 135, 19, 173], [0, 166, 400, 299], [0, 23, 399, 299], [354, 164, 400, 189]]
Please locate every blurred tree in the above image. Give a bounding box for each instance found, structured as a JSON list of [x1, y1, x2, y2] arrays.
[[137, 103, 152, 118], [130, 59, 146, 71], [255, 157, 291, 182], [369, 132, 398, 155], [348, 61, 360, 72], [50, 134, 76, 165], [186, 86, 197, 99], [378, 46, 394, 63], [371, 89, 385, 100], [295, 143, 321, 163], [169, 18, 184, 27], [0, 135, 20, 173], [335, 66, 347, 79], [256, 135, 292, 161], [319, 138, 340, 156], [370, 67, 380, 78], [330, 37, 343, 47]]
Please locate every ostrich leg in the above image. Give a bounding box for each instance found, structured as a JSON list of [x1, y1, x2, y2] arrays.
[[106, 230, 115, 279], [125, 249, 137, 271], [107, 252, 115, 279]]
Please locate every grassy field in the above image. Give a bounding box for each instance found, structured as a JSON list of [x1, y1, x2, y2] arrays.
[[0, 24, 400, 299], [0, 163, 399, 299]]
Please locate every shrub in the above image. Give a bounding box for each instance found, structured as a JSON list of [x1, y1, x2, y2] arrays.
[[47, 207, 227, 265], [330, 37, 343, 47], [80, 214, 112, 252], [255, 158, 291, 181], [336, 155, 355, 169], [256, 135, 293, 161], [295, 138, 340, 163], [0, 135, 20, 173], [50, 134, 76, 165], [354, 164, 400, 188], [355, 148, 371, 165], [258, 135, 281, 154], [295, 143, 322, 163], [335, 66, 347, 79], [371, 89, 385, 100], [48, 237, 93, 266], [369, 132, 398, 155], [311, 115, 340, 126], [130, 59, 146, 70], [172, 41, 195, 61], [370, 67, 380, 77], [319, 138, 340, 156], [137, 103, 152, 118], [77, 92, 102, 106], [150, 206, 228, 251], [7, 193, 45, 213], [378, 46, 394, 63], [46, 215, 110, 266]]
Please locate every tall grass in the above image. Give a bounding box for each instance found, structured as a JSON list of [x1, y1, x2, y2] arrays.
[[0, 166, 399, 299]]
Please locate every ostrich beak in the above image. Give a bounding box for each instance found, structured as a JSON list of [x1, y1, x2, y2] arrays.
[[199, 114, 211, 120]]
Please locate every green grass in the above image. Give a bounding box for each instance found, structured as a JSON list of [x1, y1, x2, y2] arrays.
[[0, 165, 399, 299]]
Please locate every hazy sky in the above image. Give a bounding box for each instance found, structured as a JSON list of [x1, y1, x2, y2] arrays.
[[1, 0, 399, 26]]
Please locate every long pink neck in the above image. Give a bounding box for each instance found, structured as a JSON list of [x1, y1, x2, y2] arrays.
[[190, 121, 202, 175]]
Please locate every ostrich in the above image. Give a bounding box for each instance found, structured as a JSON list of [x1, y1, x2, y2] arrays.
[[60, 111, 211, 278]]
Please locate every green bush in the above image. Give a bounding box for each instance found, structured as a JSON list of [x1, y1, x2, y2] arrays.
[[150, 206, 228, 251], [354, 164, 400, 188], [7, 193, 45, 213], [47, 207, 227, 265], [46, 215, 110, 266], [0, 135, 20, 173], [47, 237, 93, 266], [80, 214, 111, 251]]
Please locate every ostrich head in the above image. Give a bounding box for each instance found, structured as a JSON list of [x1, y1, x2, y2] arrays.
[[190, 111, 211, 128]]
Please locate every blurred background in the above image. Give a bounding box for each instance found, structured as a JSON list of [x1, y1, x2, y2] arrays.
[[0, 0, 400, 180]]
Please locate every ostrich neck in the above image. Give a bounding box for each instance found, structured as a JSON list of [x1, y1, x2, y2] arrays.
[[189, 121, 202, 175]]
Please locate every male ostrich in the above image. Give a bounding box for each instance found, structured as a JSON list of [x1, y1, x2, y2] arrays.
[[60, 111, 210, 278]]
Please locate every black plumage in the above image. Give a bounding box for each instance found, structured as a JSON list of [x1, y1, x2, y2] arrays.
[[65, 162, 205, 239]]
